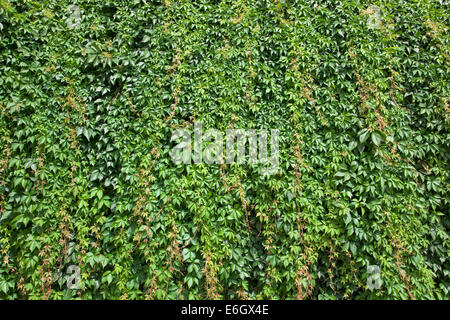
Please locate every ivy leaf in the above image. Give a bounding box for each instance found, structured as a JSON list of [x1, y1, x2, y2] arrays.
[[371, 131, 386, 147], [359, 129, 370, 144]]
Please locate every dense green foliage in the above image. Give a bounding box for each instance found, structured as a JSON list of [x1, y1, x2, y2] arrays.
[[0, 0, 448, 300]]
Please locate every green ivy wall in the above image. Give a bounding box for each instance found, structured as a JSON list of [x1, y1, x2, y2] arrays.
[[0, 0, 448, 299]]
